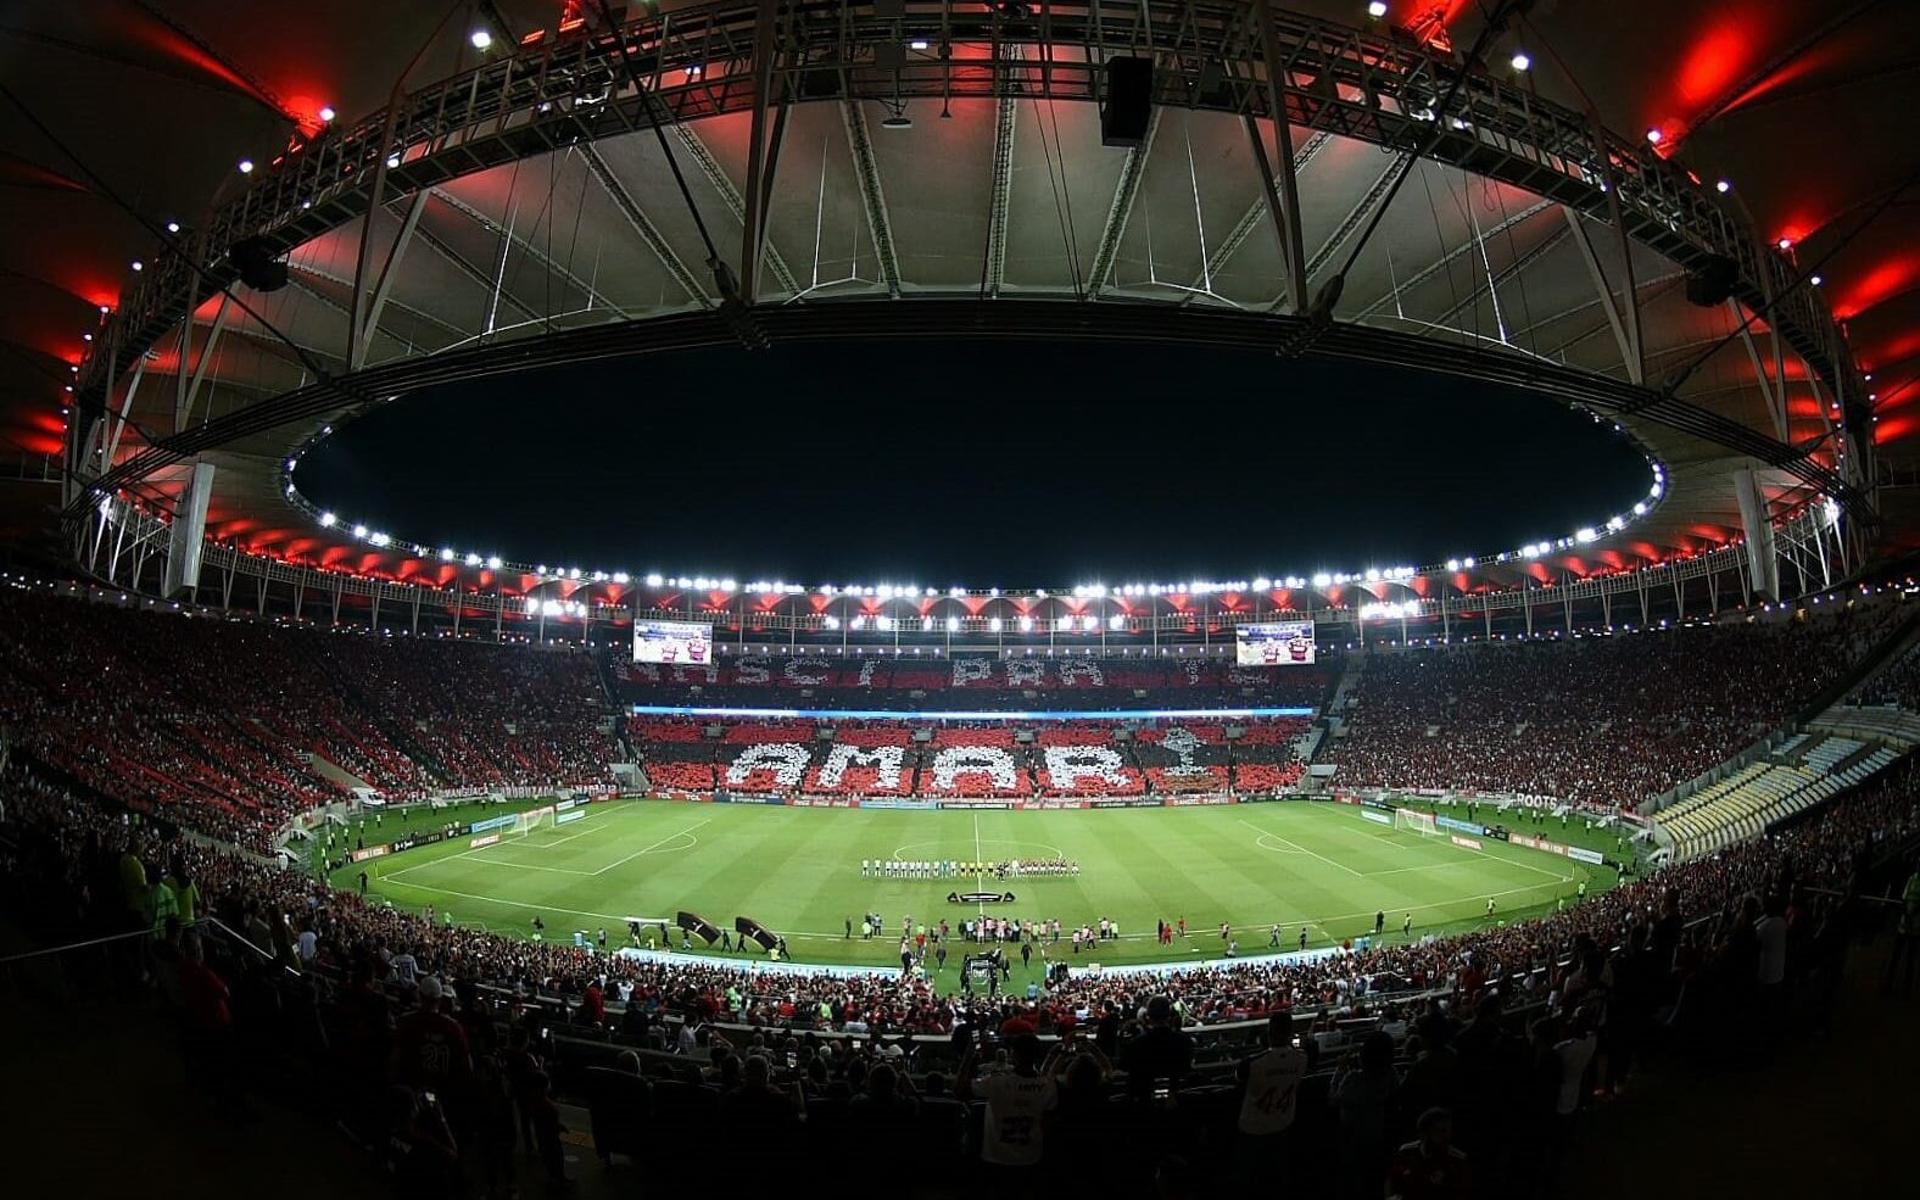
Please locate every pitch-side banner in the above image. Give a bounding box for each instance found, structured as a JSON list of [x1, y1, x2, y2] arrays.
[[633, 618, 712, 665], [1235, 620, 1316, 666]]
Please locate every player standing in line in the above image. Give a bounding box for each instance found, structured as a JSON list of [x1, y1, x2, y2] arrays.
[[1298, 926, 1308, 951], [1402, 912, 1413, 939]]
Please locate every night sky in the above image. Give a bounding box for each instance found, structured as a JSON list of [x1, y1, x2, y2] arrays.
[[295, 340, 1653, 585]]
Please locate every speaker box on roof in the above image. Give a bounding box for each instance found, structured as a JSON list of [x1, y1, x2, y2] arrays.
[[1685, 253, 1739, 307], [229, 235, 289, 292], [1102, 56, 1154, 147]]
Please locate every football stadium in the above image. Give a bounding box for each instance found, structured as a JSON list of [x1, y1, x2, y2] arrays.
[[2, 2, 1919, 1198]]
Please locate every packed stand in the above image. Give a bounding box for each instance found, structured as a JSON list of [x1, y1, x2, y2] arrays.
[[1323, 608, 1897, 810], [627, 715, 1311, 800], [614, 652, 1335, 712], [1852, 634, 1920, 711], [0, 584, 617, 848], [3, 751, 1915, 1196]]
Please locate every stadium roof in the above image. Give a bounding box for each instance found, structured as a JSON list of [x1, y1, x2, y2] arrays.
[[2, 0, 1914, 601]]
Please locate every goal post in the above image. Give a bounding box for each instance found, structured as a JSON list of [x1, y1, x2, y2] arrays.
[[511, 804, 556, 838], [1393, 808, 1439, 836]]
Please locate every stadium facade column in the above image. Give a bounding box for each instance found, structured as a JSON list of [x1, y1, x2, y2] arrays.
[[1732, 468, 1781, 601], [161, 459, 214, 598]]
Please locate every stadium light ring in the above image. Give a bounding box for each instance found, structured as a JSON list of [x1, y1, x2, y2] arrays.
[[256, 296, 1711, 589]]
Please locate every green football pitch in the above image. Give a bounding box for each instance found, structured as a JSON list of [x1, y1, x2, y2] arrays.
[[334, 799, 1617, 985]]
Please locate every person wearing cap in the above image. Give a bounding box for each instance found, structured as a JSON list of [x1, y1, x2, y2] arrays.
[[393, 974, 471, 1093]]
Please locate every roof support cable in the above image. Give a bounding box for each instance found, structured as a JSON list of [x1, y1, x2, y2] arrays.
[[1317, 0, 1541, 324], [587, 0, 752, 341]]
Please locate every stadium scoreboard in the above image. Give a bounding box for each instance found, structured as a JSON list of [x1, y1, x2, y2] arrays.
[[1236, 620, 1316, 666], [633, 618, 712, 665]]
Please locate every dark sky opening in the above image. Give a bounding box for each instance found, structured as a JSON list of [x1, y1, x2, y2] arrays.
[[295, 339, 1653, 584]]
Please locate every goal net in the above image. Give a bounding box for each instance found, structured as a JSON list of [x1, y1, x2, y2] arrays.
[[511, 805, 556, 838], [1393, 808, 1439, 836]]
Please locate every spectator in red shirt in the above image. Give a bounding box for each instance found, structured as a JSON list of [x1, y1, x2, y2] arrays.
[[1388, 1108, 1471, 1200], [392, 975, 471, 1094], [579, 978, 606, 1027]]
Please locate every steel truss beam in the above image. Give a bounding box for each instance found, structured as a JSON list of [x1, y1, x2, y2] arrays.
[[287, 261, 468, 344], [667, 126, 799, 298], [404, 219, 544, 322], [426, 186, 606, 314], [1294, 152, 1403, 294], [580, 143, 714, 307], [1354, 198, 1551, 319], [841, 99, 902, 298], [1204, 128, 1328, 293], [81, 1, 1858, 414], [1430, 220, 1571, 330], [982, 46, 1020, 298], [1087, 108, 1162, 296]]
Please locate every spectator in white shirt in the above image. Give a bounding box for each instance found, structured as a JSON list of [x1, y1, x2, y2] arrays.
[[960, 1034, 1058, 1175]]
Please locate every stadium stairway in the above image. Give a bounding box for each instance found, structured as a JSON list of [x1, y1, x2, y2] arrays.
[[303, 751, 373, 795]]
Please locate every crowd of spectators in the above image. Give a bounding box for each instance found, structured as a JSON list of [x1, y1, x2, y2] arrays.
[[1851, 635, 1920, 711], [627, 716, 1310, 799], [4, 747, 1915, 1197], [1322, 608, 1897, 810], [612, 652, 1335, 712], [0, 585, 616, 848]]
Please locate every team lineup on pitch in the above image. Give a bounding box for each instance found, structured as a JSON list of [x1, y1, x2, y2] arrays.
[[336, 798, 1616, 984]]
